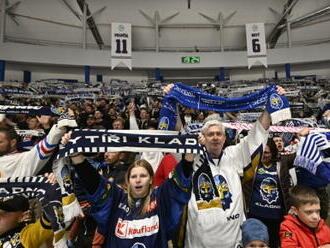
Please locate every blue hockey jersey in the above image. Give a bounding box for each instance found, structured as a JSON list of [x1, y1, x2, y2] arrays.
[[88, 162, 191, 248]]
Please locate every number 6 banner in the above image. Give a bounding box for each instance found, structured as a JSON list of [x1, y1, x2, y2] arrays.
[[111, 23, 132, 70], [245, 23, 267, 69]]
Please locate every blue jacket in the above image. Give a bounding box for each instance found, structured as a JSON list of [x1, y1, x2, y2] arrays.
[[88, 162, 191, 248]]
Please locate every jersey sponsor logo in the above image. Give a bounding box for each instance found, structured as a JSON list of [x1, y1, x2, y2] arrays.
[[260, 177, 279, 204], [115, 215, 159, 239], [226, 213, 240, 222]]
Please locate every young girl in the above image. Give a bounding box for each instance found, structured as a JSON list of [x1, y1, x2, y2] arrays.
[[70, 154, 193, 248]]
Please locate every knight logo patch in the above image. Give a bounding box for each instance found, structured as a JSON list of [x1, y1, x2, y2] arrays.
[[50, 106, 67, 115], [198, 173, 214, 202], [214, 175, 233, 210], [260, 177, 279, 204], [158, 117, 169, 130], [269, 94, 283, 110]]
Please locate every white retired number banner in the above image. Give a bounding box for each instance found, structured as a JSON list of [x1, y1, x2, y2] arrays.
[[111, 23, 132, 70], [245, 23, 267, 69]]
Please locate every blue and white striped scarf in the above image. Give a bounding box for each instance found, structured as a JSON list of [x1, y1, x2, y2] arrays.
[[57, 129, 200, 159], [294, 132, 330, 182], [158, 83, 291, 130], [0, 176, 67, 248]]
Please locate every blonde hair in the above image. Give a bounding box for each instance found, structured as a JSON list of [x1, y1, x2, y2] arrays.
[[125, 159, 154, 216]]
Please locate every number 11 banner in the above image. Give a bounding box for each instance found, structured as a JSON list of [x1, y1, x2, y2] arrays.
[[245, 23, 267, 69], [111, 23, 132, 70]]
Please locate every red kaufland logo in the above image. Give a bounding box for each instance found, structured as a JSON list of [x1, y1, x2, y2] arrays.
[[115, 216, 159, 239]]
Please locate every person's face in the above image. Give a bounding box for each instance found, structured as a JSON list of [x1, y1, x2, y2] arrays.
[[245, 240, 268, 248], [0, 210, 24, 235], [261, 145, 272, 164], [292, 203, 321, 228], [85, 106, 93, 113], [204, 125, 226, 158], [104, 152, 121, 165], [108, 108, 117, 116], [140, 110, 148, 120], [86, 118, 95, 126], [129, 167, 152, 198], [0, 132, 15, 156], [273, 137, 284, 152], [113, 120, 123, 130], [28, 118, 39, 130], [196, 112, 205, 121], [95, 111, 103, 119]]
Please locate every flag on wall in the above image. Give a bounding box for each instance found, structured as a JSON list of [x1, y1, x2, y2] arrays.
[[111, 23, 132, 70], [245, 23, 267, 69]]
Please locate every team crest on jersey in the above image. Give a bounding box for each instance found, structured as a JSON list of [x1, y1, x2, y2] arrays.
[[260, 177, 279, 204], [61, 166, 73, 193], [214, 175, 233, 210], [198, 173, 215, 202], [131, 243, 146, 248], [158, 117, 169, 130], [193, 163, 222, 210], [269, 93, 283, 110]]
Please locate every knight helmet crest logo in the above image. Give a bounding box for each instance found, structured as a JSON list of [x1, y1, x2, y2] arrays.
[[260, 177, 279, 204], [214, 175, 233, 210], [198, 173, 214, 202], [269, 94, 283, 110], [158, 117, 169, 130]]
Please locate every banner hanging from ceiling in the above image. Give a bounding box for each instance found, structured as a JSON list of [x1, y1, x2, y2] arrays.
[[245, 23, 267, 69], [111, 22, 132, 70]]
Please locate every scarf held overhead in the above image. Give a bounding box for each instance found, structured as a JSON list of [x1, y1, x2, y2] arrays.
[[57, 129, 200, 159], [294, 132, 330, 183], [158, 83, 291, 130], [0, 105, 67, 116]]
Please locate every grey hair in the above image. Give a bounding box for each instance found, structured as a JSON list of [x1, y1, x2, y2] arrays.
[[201, 119, 225, 135]]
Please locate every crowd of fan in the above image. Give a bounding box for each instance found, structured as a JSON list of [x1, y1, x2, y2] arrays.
[[0, 79, 330, 248]]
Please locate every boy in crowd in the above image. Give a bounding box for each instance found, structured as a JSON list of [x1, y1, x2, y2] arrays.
[[241, 218, 269, 248], [280, 185, 330, 248]]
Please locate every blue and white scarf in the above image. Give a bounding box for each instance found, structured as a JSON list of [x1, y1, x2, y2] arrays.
[[0, 176, 67, 248], [0, 105, 67, 116], [158, 83, 291, 130], [57, 129, 200, 159], [294, 132, 330, 182]]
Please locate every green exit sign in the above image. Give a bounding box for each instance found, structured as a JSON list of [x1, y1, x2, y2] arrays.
[[181, 56, 200, 64]]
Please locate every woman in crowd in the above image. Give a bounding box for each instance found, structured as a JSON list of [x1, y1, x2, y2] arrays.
[[67, 144, 194, 248], [243, 138, 295, 248]]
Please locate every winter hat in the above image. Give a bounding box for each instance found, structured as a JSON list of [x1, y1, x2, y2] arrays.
[[241, 218, 269, 246]]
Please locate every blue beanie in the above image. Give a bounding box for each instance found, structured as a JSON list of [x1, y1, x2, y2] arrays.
[[241, 218, 269, 246]]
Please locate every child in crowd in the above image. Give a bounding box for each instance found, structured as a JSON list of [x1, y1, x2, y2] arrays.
[[241, 218, 269, 248], [280, 185, 330, 248]]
